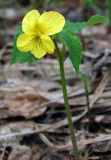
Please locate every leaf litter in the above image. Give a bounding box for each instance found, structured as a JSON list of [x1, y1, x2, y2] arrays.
[[0, 1, 111, 160]]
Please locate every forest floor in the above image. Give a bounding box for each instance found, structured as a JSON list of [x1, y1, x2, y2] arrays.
[[0, 1, 111, 160]]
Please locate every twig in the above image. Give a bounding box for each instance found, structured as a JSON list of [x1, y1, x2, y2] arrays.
[[0, 71, 110, 143], [43, 70, 111, 130]]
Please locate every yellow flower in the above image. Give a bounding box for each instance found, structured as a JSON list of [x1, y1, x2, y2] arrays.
[[17, 10, 65, 58]]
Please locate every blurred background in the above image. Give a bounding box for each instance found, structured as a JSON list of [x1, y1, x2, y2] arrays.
[[0, 0, 111, 160]]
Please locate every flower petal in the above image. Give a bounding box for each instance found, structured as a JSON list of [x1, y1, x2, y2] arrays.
[[16, 33, 36, 52], [22, 10, 40, 33], [31, 40, 46, 58], [31, 35, 54, 58], [38, 11, 65, 35], [40, 35, 55, 53]]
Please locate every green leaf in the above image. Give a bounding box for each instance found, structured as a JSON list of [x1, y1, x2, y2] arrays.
[[10, 25, 38, 64], [58, 30, 83, 74], [87, 14, 105, 26], [63, 15, 105, 35], [108, 0, 111, 25], [63, 21, 87, 34], [84, 0, 93, 8]]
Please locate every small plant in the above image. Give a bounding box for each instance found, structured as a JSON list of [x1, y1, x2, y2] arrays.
[[108, 0, 111, 25], [82, 0, 104, 19], [83, 0, 93, 8], [10, 10, 104, 160], [81, 73, 91, 122]]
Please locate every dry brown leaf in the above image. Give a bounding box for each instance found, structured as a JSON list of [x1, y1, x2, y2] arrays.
[[8, 145, 32, 160]]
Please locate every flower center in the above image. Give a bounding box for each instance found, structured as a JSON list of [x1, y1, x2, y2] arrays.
[[35, 35, 40, 41]]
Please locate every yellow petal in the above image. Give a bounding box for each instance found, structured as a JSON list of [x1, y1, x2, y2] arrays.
[[31, 40, 46, 58], [40, 35, 55, 53], [16, 33, 36, 52], [22, 10, 40, 33], [38, 11, 65, 35]]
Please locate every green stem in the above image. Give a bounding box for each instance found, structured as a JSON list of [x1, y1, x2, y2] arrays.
[[55, 40, 80, 160], [82, 74, 91, 122], [85, 85, 91, 121], [108, 0, 111, 25]]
